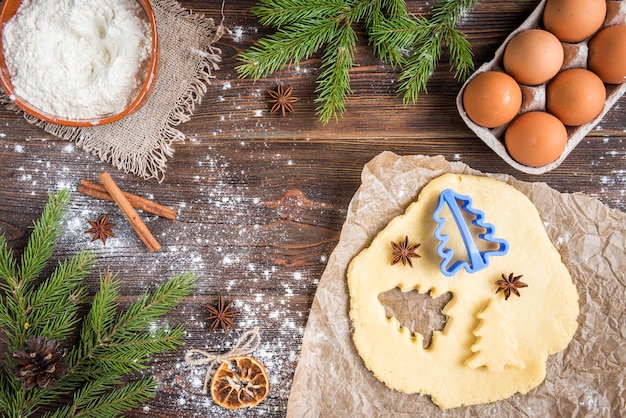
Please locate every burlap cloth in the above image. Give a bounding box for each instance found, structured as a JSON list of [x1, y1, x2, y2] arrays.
[[288, 152, 626, 417], [0, 0, 223, 180]]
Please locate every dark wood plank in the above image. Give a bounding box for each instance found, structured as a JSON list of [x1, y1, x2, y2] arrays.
[[0, 1, 624, 417]]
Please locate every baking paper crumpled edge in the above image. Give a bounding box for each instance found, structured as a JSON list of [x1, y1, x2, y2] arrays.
[[287, 152, 626, 417]]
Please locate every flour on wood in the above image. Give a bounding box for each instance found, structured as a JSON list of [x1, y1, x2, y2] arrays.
[[3, 0, 152, 120]]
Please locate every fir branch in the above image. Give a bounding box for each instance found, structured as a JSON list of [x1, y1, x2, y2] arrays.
[[65, 373, 122, 412], [343, 0, 376, 23], [364, 0, 412, 61], [8, 272, 194, 415], [0, 191, 196, 417], [379, 0, 410, 19], [0, 373, 21, 418], [87, 326, 185, 375], [362, 0, 386, 36], [112, 272, 195, 336], [0, 374, 8, 412], [396, 24, 444, 105], [238, 0, 478, 122], [0, 191, 86, 415], [236, 19, 339, 79], [251, 0, 346, 27], [0, 190, 73, 349], [238, 0, 366, 123], [396, 0, 477, 104], [0, 294, 19, 342], [73, 271, 121, 364], [19, 190, 70, 286], [42, 374, 122, 418], [45, 376, 156, 418], [431, 0, 477, 24], [0, 371, 57, 418], [25, 251, 94, 341], [73, 378, 156, 418], [445, 24, 475, 81], [67, 272, 193, 377], [0, 232, 18, 288], [314, 23, 356, 123], [368, 14, 430, 67]]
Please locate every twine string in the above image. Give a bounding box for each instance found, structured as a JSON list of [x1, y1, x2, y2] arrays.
[[184, 327, 261, 394]]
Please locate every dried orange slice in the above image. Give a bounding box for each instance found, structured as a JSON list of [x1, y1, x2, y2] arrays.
[[210, 355, 269, 409]]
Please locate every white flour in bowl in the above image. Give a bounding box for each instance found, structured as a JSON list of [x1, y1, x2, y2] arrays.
[[2, 0, 152, 120]]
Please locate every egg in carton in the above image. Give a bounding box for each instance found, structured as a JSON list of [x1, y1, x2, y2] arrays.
[[456, 0, 626, 174]]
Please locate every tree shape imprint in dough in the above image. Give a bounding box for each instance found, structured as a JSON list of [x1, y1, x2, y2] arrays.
[[378, 288, 452, 349]]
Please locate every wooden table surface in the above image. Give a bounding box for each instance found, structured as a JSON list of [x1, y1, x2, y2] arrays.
[[0, 1, 624, 417]]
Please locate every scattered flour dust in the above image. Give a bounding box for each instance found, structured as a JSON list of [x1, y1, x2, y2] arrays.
[[2, 0, 152, 119], [38, 153, 319, 415], [230, 26, 245, 43]]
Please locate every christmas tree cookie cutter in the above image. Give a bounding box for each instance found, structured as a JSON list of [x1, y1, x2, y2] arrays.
[[433, 189, 509, 276]]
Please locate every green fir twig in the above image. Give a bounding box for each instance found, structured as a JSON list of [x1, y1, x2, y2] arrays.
[[44, 377, 157, 418], [0, 191, 196, 417], [395, 0, 477, 104], [0, 190, 85, 351], [237, 0, 478, 123]]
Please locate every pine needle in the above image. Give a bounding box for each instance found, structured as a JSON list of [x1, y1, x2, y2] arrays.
[[69, 272, 194, 375], [113, 272, 196, 335], [446, 25, 475, 81], [44, 376, 156, 418], [251, 0, 346, 27], [73, 378, 156, 418], [369, 14, 430, 67], [396, 0, 477, 104], [315, 23, 356, 123], [397, 25, 443, 105], [19, 190, 70, 285], [0, 191, 196, 417], [237, 0, 478, 122], [0, 191, 75, 348], [237, 19, 339, 79], [72, 271, 122, 365], [0, 233, 18, 289], [26, 251, 94, 341]]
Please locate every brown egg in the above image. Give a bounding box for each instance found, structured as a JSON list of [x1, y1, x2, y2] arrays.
[[588, 25, 626, 84], [504, 111, 568, 167], [546, 68, 606, 126], [543, 0, 607, 43], [503, 29, 564, 85], [462, 71, 522, 128]]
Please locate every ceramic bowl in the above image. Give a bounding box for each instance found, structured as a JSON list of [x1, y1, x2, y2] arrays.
[[0, 0, 159, 127]]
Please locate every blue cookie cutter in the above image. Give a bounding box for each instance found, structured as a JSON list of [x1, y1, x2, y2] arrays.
[[433, 189, 509, 276]]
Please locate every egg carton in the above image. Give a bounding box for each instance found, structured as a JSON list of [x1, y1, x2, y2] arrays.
[[456, 0, 626, 174]]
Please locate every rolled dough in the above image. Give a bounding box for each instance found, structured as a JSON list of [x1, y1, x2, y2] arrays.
[[347, 173, 579, 409]]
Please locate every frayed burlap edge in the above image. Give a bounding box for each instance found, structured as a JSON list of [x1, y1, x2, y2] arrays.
[[0, 0, 223, 180]]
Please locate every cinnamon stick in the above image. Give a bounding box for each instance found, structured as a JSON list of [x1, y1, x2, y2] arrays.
[[98, 172, 161, 252], [78, 179, 177, 220]]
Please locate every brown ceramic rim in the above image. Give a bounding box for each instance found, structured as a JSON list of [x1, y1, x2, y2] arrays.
[[0, 0, 159, 127]]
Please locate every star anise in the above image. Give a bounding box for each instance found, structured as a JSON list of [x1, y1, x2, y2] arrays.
[[390, 235, 421, 267], [207, 295, 240, 332], [85, 215, 115, 244], [495, 273, 528, 300], [267, 84, 299, 116]]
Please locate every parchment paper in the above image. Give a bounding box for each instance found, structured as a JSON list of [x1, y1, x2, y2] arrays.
[[287, 152, 626, 417]]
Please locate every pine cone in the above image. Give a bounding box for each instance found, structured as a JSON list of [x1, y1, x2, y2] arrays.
[[12, 335, 68, 390]]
